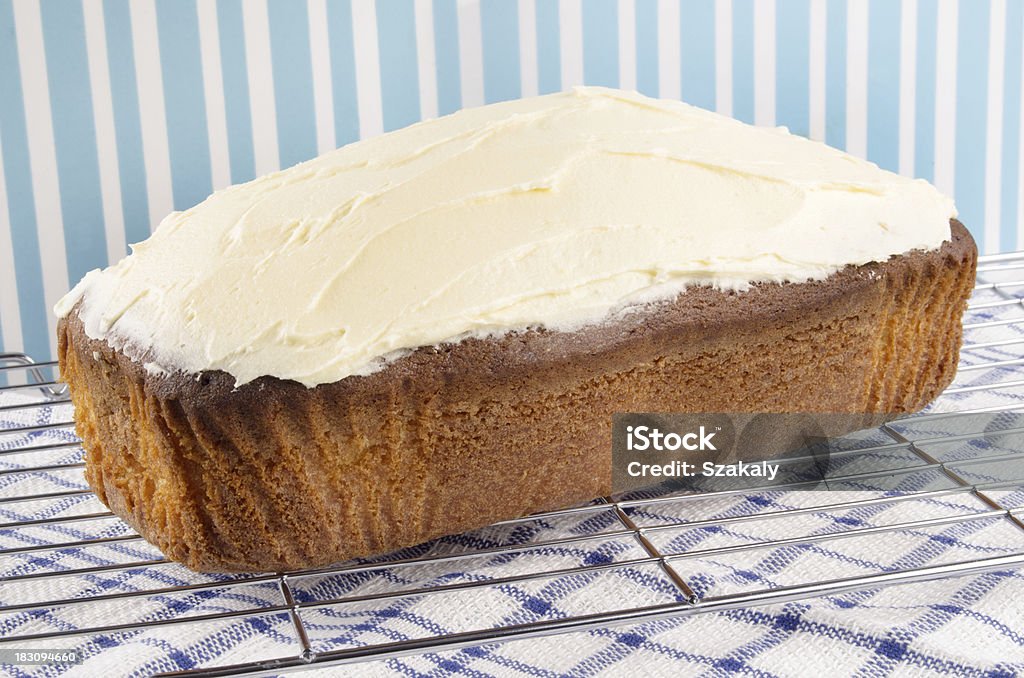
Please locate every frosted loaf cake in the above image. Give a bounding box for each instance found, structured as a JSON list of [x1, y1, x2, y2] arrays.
[[56, 87, 977, 571]]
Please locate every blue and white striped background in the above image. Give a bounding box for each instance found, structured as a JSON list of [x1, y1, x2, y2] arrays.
[[0, 0, 1020, 361]]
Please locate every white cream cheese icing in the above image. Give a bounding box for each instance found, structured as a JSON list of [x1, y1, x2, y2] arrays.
[[55, 86, 957, 387]]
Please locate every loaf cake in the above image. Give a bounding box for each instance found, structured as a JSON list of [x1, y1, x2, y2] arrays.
[[55, 87, 977, 572]]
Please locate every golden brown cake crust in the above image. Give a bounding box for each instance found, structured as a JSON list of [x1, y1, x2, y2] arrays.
[[58, 220, 977, 572]]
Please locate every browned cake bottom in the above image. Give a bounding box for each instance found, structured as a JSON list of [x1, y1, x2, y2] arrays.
[[58, 221, 977, 572]]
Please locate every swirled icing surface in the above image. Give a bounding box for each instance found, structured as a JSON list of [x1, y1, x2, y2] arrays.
[[56, 87, 956, 387]]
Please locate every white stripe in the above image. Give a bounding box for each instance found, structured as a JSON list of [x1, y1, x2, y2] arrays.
[[307, 0, 337, 152], [519, 0, 539, 97], [128, 0, 174, 231], [0, 134, 24, 355], [657, 0, 680, 99], [934, 0, 958, 197], [618, 0, 636, 91], [898, 0, 917, 176], [12, 0, 68, 356], [456, 0, 484, 107], [241, 0, 280, 173], [559, 0, 583, 89], [809, 0, 826, 141], [754, 0, 775, 126], [351, 0, 384, 136], [196, 0, 232, 189], [985, 0, 1006, 253], [82, 0, 126, 263], [414, 0, 438, 120], [714, 0, 732, 116], [1018, 7, 1024, 250], [845, 0, 868, 157]]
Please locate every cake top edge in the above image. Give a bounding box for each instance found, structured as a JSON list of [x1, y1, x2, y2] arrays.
[[56, 86, 957, 388]]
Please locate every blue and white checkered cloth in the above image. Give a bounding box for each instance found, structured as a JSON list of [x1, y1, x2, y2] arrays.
[[3, 279, 1024, 676]]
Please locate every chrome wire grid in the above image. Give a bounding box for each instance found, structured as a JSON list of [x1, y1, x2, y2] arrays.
[[2, 253, 1024, 676]]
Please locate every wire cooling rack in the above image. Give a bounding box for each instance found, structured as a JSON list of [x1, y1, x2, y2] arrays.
[[3, 253, 1024, 676]]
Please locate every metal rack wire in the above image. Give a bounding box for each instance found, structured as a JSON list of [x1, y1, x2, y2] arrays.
[[2, 253, 1024, 676]]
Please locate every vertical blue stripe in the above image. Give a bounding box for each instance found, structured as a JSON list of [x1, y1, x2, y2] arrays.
[[582, 0, 617, 88], [825, 0, 847, 149], [103, 0, 149, 248], [375, 0, 420, 131], [433, 0, 461, 115], [216, 0, 255, 184], [867, 0, 900, 171], [0, 0, 51, 359], [267, 0, 317, 166], [915, 0, 937, 183], [733, 0, 755, 124], [680, 0, 715, 110], [636, 0, 658, 96], [537, 0, 560, 93], [776, 0, 810, 137], [955, 0, 989, 250], [39, 0, 107, 284], [326, 0, 359, 146], [154, 0, 213, 209], [1002, 2, 1023, 252], [481, 0, 521, 102]]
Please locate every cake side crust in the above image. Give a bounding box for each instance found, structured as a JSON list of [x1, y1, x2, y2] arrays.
[[58, 220, 978, 571]]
